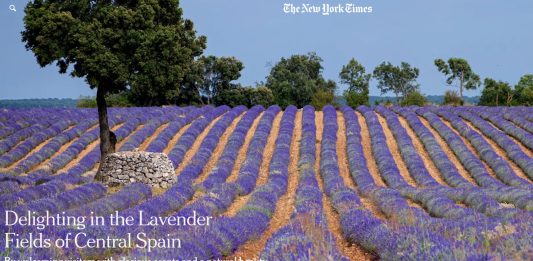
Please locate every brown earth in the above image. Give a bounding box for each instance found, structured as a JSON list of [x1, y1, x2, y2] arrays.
[[56, 123, 125, 174], [437, 116, 513, 183], [396, 116, 448, 186], [139, 123, 170, 151], [460, 119, 532, 184], [355, 111, 387, 187], [224, 111, 283, 216], [229, 109, 301, 259], [6, 124, 78, 170], [7, 107, 533, 261], [482, 116, 533, 159], [225, 112, 264, 183], [315, 111, 375, 261], [255, 112, 283, 187], [174, 115, 224, 175], [116, 124, 145, 150], [163, 122, 193, 155], [406, 198, 427, 210], [35, 123, 100, 173], [84, 122, 145, 175], [183, 112, 246, 208], [417, 117, 478, 185], [194, 112, 245, 184], [337, 112, 387, 220], [374, 113, 418, 187]]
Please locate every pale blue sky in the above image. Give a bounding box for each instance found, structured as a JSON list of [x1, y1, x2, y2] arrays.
[[1, 0, 532, 99]]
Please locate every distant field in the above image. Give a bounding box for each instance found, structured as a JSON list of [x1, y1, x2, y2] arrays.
[[0, 95, 481, 109], [0, 98, 78, 108], [0, 105, 531, 260]]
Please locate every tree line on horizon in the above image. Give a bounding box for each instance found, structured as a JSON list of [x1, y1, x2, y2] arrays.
[[20, 0, 532, 179], [76, 53, 533, 109]]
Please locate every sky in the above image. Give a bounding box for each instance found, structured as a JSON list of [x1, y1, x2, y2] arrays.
[[1, 0, 532, 99]]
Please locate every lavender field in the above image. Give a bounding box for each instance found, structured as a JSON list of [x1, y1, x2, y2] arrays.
[[0, 105, 532, 260]]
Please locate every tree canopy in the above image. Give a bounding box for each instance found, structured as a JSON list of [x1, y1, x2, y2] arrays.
[[266, 52, 336, 108], [479, 78, 513, 106], [197, 56, 244, 105], [214, 85, 274, 107], [340, 58, 371, 107], [400, 90, 427, 106], [479, 75, 533, 106], [22, 0, 206, 180], [513, 74, 533, 106], [434, 58, 480, 104], [373, 62, 420, 102]]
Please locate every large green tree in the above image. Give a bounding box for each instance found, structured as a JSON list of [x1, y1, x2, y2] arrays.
[[373, 61, 420, 102], [514, 74, 533, 106], [479, 78, 513, 106], [340, 58, 371, 107], [266, 52, 336, 108], [22, 0, 206, 180], [434, 58, 481, 104], [197, 56, 244, 105]]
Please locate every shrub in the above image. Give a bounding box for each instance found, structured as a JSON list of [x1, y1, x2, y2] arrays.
[[344, 89, 369, 107], [215, 86, 274, 107], [76, 92, 134, 108], [400, 90, 427, 106], [250, 87, 274, 107], [76, 96, 97, 108], [311, 90, 335, 109], [443, 90, 463, 106]]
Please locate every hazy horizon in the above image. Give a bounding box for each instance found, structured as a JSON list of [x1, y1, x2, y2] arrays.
[[1, 0, 532, 99]]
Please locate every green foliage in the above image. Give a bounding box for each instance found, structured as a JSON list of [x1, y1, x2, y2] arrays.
[[23, 0, 206, 104], [434, 58, 480, 102], [311, 90, 335, 110], [400, 90, 427, 106], [0, 99, 77, 108], [196, 56, 244, 104], [174, 59, 205, 106], [77, 92, 134, 108], [479, 78, 513, 106], [339, 58, 371, 93], [22, 0, 207, 172], [513, 74, 533, 106], [250, 86, 275, 107], [214, 86, 274, 108], [215, 88, 247, 107], [340, 58, 370, 107], [266, 52, 336, 108], [443, 90, 463, 106], [344, 89, 369, 107], [374, 99, 394, 106], [373, 62, 419, 102], [76, 97, 97, 108]]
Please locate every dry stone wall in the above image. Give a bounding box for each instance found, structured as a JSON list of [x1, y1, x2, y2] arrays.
[[100, 150, 176, 188]]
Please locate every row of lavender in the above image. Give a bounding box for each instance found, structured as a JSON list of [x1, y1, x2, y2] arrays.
[[261, 106, 346, 260], [343, 105, 532, 259], [1, 105, 532, 260], [0, 106, 203, 205], [9, 105, 282, 259], [0, 106, 214, 258], [127, 105, 293, 258]]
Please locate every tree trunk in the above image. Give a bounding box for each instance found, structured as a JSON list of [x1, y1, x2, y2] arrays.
[[94, 87, 115, 182], [197, 87, 205, 105], [460, 73, 464, 105]]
